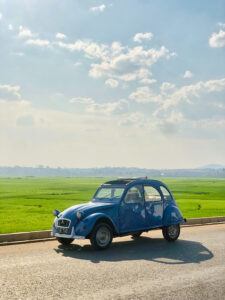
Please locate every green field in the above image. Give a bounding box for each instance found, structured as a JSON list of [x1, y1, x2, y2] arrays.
[[0, 177, 225, 234]]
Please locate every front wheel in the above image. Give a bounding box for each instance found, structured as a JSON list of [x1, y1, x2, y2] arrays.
[[90, 223, 113, 250], [162, 224, 180, 241], [56, 237, 74, 245]]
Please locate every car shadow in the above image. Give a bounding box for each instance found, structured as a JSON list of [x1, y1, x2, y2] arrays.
[[54, 236, 213, 265]]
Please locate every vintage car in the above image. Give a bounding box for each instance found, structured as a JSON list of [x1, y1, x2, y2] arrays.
[[52, 178, 185, 249]]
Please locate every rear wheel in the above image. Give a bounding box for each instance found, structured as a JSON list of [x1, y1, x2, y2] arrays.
[[56, 237, 74, 245], [90, 223, 113, 250], [131, 231, 142, 239], [162, 224, 180, 241]]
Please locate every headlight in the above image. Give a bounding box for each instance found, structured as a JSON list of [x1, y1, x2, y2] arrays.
[[76, 211, 83, 219]]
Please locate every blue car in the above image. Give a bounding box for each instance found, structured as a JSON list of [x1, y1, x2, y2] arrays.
[[52, 178, 185, 249]]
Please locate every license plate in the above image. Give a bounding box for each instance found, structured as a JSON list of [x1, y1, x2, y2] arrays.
[[58, 227, 68, 234]]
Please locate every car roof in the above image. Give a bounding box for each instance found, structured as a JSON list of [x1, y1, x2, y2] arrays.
[[104, 178, 137, 185], [102, 177, 166, 188]]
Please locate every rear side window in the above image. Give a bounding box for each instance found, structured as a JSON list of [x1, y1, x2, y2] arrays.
[[124, 185, 143, 204], [144, 186, 162, 202], [160, 186, 172, 201]]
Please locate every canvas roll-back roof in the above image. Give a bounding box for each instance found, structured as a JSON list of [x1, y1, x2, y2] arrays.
[[104, 178, 138, 185], [102, 177, 166, 188], [103, 177, 150, 185]]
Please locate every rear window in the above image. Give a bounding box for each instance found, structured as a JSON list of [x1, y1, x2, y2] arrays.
[[160, 186, 173, 201], [124, 185, 143, 204], [144, 186, 162, 202]]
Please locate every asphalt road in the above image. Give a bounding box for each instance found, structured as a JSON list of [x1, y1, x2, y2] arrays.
[[0, 224, 225, 300]]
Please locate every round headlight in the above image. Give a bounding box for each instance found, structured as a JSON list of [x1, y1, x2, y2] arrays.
[[76, 211, 82, 219]]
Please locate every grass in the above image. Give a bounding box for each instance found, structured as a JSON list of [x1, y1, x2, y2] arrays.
[[0, 177, 225, 234]]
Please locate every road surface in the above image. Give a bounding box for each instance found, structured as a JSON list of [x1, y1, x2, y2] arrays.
[[0, 224, 225, 299]]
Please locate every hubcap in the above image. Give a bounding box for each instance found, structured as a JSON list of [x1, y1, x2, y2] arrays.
[[168, 225, 179, 238], [96, 226, 111, 247]]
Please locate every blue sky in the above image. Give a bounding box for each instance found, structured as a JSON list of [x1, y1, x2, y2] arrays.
[[0, 0, 225, 168]]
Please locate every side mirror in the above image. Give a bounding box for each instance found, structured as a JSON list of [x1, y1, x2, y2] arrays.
[[53, 209, 60, 217]]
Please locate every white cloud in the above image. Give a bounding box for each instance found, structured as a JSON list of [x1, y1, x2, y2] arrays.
[[1, 81, 225, 167], [167, 111, 184, 123], [159, 78, 225, 111], [105, 78, 119, 88], [111, 41, 124, 55], [0, 84, 21, 99], [18, 26, 35, 39], [89, 45, 175, 82], [160, 82, 176, 94], [203, 78, 225, 92], [0, 13, 3, 20], [150, 78, 225, 137], [74, 61, 82, 67], [133, 32, 153, 43], [11, 52, 24, 57], [87, 99, 127, 115], [209, 30, 225, 48], [126, 76, 225, 138], [118, 68, 152, 82], [70, 96, 127, 115], [0, 99, 75, 132], [119, 112, 145, 127], [56, 38, 175, 86], [129, 86, 161, 103], [69, 97, 94, 105], [55, 32, 67, 39], [153, 109, 186, 136], [183, 70, 193, 79], [139, 78, 157, 85], [90, 4, 106, 13], [218, 22, 225, 28], [1, 98, 159, 168], [26, 39, 50, 47], [8, 24, 13, 31], [0, 100, 31, 130], [56, 40, 108, 59]]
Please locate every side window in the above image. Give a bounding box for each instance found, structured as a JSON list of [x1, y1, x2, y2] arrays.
[[160, 186, 172, 201], [144, 186, 162, 202], [124, 185, 143, 204]]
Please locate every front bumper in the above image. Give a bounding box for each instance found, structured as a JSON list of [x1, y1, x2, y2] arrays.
[[51, 226, 85, 239]]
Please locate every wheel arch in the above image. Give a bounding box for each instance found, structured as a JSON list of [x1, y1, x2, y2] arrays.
[[86, 216, 117, 238], [75, 213, 118, 238], [163, 204, 184, 227]]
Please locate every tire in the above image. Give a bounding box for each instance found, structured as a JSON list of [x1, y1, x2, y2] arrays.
[[162, 224, 180, 242], [131, 231, 142, 239], [90, 222, 113, 250], [56, 237, 74, 245]]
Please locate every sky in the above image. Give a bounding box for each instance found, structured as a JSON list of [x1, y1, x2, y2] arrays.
[[0, 0, 225, 169]]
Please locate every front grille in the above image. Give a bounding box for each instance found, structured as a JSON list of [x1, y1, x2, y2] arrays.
[[57, 219, 70, 227]]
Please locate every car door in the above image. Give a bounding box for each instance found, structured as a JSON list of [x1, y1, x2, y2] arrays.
[[144, 185, 163, 228], [119, 185, 147, 233]]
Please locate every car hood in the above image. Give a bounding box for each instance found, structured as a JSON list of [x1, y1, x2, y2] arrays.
[[59, 201, 118, 220]]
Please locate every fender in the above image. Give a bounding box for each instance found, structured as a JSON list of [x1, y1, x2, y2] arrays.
[[74, 212, 119, 238], [163, 204, 184, 227]]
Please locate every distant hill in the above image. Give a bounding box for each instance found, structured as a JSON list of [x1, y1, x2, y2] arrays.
[[0, 166, 225, 178], [200, 164, 225, 169]]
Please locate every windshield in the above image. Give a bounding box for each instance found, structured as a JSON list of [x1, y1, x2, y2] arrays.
[[93, 187, 124, 202]]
